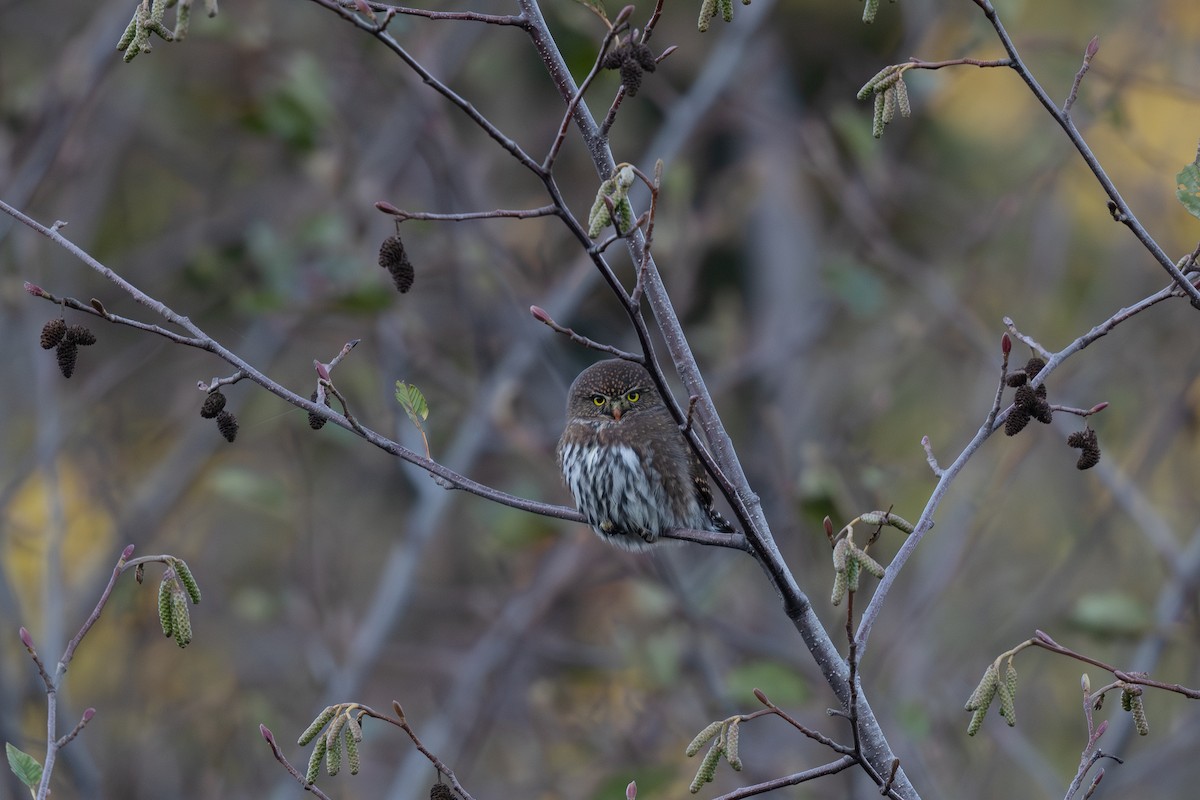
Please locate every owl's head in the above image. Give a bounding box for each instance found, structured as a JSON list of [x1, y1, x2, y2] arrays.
[[566, 359, 661, 422]]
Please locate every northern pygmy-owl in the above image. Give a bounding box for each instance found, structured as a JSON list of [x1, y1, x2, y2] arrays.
[[557, 359, 734, 550]]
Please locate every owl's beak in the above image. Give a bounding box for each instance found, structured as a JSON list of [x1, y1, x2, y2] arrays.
[[611, 405, 623, 421]]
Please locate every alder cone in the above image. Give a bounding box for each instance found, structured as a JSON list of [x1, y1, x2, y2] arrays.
[[56, 340, 79, 378], [40, 318, 67, 349], [378, 234, 414, 293]]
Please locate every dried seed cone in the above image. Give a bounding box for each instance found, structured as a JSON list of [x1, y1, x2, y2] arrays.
[[1005, 371, 1027, 387], [1024, 357, 1046, 378], [378, 234, 414, 293], [1069, 429, 1101, 470], [1031, 399, 1053, 424], [216, 410, 239, 442], [1005, 406, 1031, 436], [200, 391, 226, 419], [56, 340, 79, 378], [632, 42, 656, 72], [1014, 385, 1036, 410], [308, 389, 330, 430], [620, 60, 643, 96], [601, 44, 626, 70], [41, 318, 67, 349], [67, 324, 97, 346], [431, 784, 454, 800]]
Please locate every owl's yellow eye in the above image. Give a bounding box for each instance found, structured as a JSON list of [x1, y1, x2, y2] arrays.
[[625, 391, 640, 403], [592, 395, 606, 406]]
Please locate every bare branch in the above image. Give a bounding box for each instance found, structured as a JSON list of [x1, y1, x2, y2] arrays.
[[375, 201, 560, 223], [258, 725, 335, 800], [970, 0, 1200, 306]]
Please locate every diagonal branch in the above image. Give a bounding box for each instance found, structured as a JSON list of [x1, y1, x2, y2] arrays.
[[3, 199, 584, 526], [970, 0, 1200, 306]]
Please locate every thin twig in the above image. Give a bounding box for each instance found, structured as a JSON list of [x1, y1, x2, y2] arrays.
[[753, 689, 854, 755], [197, 371, 247, 393], [857, 280, 1184, 651], [921, 436, 943, 477], [375, 202, 559, 222], [543, 13, 628, 171], [24, 284, 207, 348], [971, 0, 1200, 306], [55, 708, 96, 749], [660, 526, 751, 551], [26, 545, 136, 800], [258, 725, 335, 800], [528, 305, 642, 361], [361, 704, 477, 800], [9, 202, 589, 526], [906, 56, 1011, 70], [983, 335, 1011, 432], [304, 0, 543, 175], [707, 756, 857, 800], [345, 0, 520, 26], [1064, 36, 1100, 116], [1032, 630, 1200, 699]]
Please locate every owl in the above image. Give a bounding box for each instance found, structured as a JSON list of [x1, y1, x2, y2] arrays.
[[557, 359, 734, 550]]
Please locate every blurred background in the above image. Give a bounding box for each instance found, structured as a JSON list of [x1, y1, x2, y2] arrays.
[[2, 0, 1200, 797]]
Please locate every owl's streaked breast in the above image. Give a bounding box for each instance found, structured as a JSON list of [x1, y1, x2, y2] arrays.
[[557, 358, 732, 549], [558, 436, 681, 550]]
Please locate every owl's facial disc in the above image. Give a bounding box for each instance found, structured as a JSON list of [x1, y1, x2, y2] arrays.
[[610, 389, 643, 420]]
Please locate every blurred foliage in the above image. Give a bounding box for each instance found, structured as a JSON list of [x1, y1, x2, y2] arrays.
[[2, 0, 1200, 799]]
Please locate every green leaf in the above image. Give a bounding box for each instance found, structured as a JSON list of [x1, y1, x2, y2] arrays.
[[724, 660, 808, 706], [394, 381, 429, 425], [1069, 592, 1150, 638], [6, 743, 42, 788], [1176, 159, 1200, 220]]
